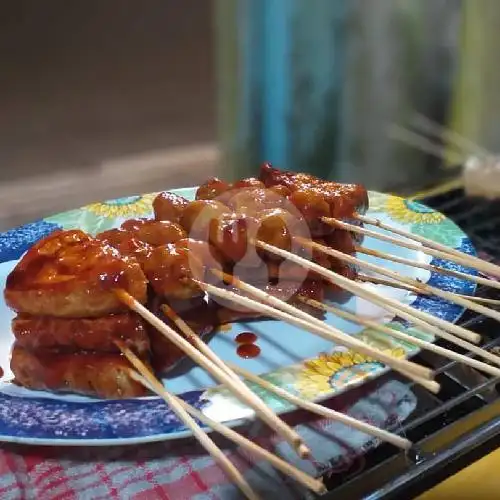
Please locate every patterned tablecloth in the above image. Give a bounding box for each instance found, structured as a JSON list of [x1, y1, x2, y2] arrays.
[[0, 378, 416, 500]]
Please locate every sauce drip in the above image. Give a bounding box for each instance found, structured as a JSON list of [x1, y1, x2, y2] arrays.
[[235, 332, 258, 344], [235, 331, 260, 359], [237, 344, 261, 359]]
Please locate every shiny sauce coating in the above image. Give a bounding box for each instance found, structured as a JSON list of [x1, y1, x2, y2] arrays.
[[235, 332, 258, 344], [6, 229, 134, 291], [237, 344, 261, 359], [235, 331, 261, 359]]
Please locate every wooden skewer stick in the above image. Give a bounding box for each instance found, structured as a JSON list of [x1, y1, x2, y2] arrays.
[[359, 274, 500, 306], [161, 292, 415, 447], [410, 113, 491, 159], [202, 279, 434, 385], [130, 373, 325, 494], [407, 178, 465, 201], [388, 124, 458, 163], [298, 297, 500, 379], [126, 371, 326, 496], [340, 214, 500, 280], [298, 238, 500, 326], [257, 239, 480, 345], [359, 274, 427, 295], [359, 274, 500, 307], [114, 289, 309, 458], [452, 296, 500, 306], [226, 362, 413, 449], [210, 269, 432, 381], [208, 272, 437, 393], [161, 304, 240, 381], [357, 245, 500, 292], [336, 276, 500, 369], [115, 342, 261, 500], [254, 241, 500, 368], [205, 282, 438, 393]]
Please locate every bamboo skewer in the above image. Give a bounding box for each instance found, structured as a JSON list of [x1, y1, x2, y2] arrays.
[[254, 240, 500, 369], [207, 271, 432, 381], [388, 124, 458, 163], [298, 297, 500, 379], [410, 113, 491, 159], [161, 304, 240, 382], [205, 283, 438, 393], [407, 178, 465, 201], [210, 270, 432, 381], [359, 274, 500, 306], [114, 289, 309, 458], [226, 362, 413, 449], [261, 240, 499, 352], [298, 238, 500, 325], [359, 274, 428, 295], [128, 371, 326, 495], [341, 214, 500, 280], [115, 342, 260, 500], [257, 239, 480, 345], [450, 296, 500, 306], [357, 245, 500, 292], [388, 114, 490, 165], [202, 280, 435, 387], [162, 289, 415, 449], [337, 276, 500, 369]]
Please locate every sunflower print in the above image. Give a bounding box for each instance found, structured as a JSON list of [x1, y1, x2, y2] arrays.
[[385, 196, 445, 224], [86, 194, 156, 218], [357, 324, 434, 353], [366, 191, 387, 213], [297, 349, 406, 399]]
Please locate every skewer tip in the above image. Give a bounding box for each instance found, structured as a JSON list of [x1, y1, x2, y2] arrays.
[[161, 303, 178, 321], [114, 288, 135, 307], [297, 443, 311, 460], [210, 267, 238, 286], [114, 338, 127, 352]]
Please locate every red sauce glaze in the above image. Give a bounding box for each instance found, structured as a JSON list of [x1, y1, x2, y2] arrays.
[[237, 344, 261, 359], [5, 229, 141, 292], [0, 366, 3, 378], [235, 331, 260, 359], [235, 332, 258, 344]]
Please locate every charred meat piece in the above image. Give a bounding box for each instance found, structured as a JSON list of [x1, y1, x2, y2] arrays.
[[10, 344, 149, 399], [195, 177, 232, 201], [147, 278, 325, 374], [226, 187, 286, 215], [120, 219, 187, 247], [4, 230, 148, 318], [95, 228, 153, 264], [12, 313, 150, 355], [142, 242, 206, 300], [259, 162, 369, 217], [180, 199, 230, 240], [147, 296, 218, 373], [153, 191, 190, 224]]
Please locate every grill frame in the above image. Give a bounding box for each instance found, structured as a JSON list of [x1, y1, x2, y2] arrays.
[[320, 188, 500, 499]]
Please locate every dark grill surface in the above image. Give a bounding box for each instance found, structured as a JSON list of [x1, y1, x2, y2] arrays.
[[321, 189, 500, 500]]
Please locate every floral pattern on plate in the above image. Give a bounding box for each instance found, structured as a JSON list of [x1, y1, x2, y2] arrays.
[[0, 189, 476, 444]]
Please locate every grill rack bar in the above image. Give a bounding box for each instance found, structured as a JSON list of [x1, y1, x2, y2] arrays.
[[320, 187, 500, 499]]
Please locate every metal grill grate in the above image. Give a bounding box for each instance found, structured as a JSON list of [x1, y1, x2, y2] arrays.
[[321, 189, 500, 499], [423, 188, 500, 258]]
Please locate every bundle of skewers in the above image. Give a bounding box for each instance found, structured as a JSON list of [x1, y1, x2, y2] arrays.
[[390, 113, 500, 200], [4, 162, 500, 499]]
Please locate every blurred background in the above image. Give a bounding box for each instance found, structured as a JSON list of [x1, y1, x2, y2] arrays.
[[0, 0, 498, 230]]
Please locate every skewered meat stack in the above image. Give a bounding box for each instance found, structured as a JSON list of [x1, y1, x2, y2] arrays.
[[3, 163, 370, 398], [4, 230, 151, 398], [8, 162, 500, 498]]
